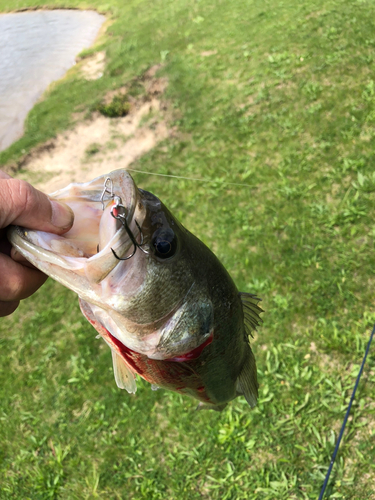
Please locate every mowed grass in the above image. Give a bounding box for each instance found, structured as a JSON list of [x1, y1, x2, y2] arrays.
[[1, 0, 375, 498]]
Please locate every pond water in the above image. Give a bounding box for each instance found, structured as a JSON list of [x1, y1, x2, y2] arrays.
[[0, 9, 105, 152]]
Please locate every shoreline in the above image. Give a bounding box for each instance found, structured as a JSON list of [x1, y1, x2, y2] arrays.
[[0, 9, 107, 153]]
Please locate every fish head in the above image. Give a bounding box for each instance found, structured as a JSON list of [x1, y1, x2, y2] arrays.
[[8, 169, 213, 360]]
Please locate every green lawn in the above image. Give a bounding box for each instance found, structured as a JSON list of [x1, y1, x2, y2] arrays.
[[1, 0, 375, 498]]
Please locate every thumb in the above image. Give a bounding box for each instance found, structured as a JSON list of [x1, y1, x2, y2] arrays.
[[0, 177, 74, 234]]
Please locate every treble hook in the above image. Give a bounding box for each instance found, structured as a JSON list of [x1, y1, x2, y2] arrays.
[[99, 176, 148, 261], [110, 201, 149, 261]]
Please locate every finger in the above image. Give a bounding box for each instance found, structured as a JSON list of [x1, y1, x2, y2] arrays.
[[0, 231, 12, 256], [11, 247, 39, 269], [0, 170, 12, 180], [0, 253, 48, 302], [0, 300, 20, 317], [0, 178, 74, 234]]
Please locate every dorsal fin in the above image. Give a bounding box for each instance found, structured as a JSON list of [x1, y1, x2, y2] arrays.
[[239, 292, 263, 338], [236, 347, 258, 407]]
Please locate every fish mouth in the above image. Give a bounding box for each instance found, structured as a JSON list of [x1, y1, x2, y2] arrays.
[[8, 170, 145, 300]]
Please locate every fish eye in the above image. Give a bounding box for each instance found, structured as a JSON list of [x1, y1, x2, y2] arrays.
[[152, 228, 177, 259]]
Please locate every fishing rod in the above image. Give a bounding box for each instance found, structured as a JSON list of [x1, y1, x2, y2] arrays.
[[318, 322, 375, 499]]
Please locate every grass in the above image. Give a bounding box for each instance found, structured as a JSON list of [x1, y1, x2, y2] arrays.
[[1, 0, 375, 498], [96, 93, 130, 118]]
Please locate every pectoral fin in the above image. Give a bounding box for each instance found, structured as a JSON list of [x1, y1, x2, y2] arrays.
[[236, 349, 258, 407], [111, 350, 137, 394]]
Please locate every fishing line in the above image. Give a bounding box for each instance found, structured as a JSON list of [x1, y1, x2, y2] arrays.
[[126, 168, 256, 188], [318, 322, 375, 500]]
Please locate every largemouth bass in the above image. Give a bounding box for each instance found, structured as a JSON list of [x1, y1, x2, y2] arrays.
[[8, 170, 262, 410]]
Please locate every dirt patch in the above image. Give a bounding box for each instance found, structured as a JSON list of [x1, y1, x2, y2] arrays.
[[12, 66, 172, 193], [79, 51, 106, 81]]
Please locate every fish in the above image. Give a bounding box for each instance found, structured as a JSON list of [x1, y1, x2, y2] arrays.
[[8, 169, 262, 410]]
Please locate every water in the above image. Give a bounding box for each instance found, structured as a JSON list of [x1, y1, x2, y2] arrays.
[[0, 10, 105, 152]]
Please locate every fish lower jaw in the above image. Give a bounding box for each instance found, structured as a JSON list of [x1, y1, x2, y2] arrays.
[[8, 223, 136, 287]]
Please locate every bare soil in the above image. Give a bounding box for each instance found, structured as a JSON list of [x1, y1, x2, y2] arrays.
[[11, 65, 171, 193]]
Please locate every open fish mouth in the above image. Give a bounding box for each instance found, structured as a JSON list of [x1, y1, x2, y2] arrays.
[[9, 170, 145, 301]]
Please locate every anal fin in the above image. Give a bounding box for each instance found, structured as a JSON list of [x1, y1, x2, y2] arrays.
[[111, 350, 137, 394]]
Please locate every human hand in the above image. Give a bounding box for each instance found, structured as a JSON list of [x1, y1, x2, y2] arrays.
[[0, 170, 74, 316]]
